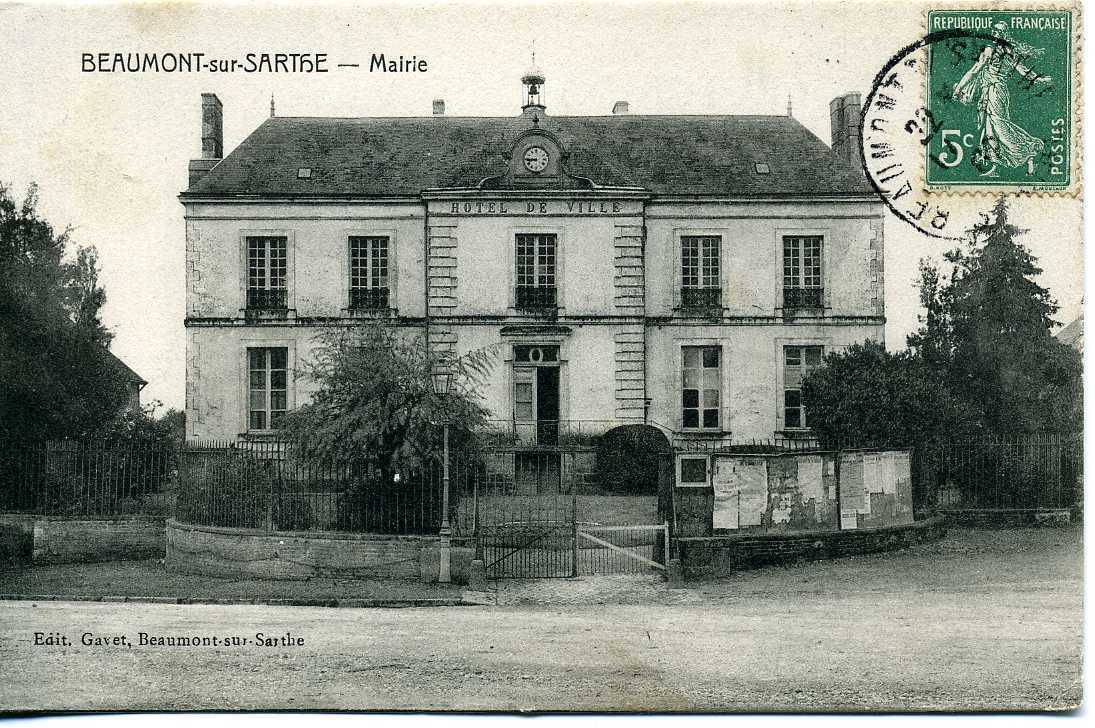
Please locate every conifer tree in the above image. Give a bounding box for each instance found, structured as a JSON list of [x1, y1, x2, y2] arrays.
[[908, 198, 1081, 433]]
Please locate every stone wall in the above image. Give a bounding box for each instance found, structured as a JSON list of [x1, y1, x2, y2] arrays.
[[166, 519, 474, 583], [0, 521, 33, 565], [676, 515, 947, 578], [0, 514, 165, 565], [940, 508, 1073, 528]]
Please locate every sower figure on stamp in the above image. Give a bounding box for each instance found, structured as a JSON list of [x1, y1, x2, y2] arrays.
[[952, 21, 1052, 177]]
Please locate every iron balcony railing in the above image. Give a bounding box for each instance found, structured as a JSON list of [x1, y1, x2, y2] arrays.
[[349, 287, 390, 311], [246, 288, 288, 310], [515, 286, 557, 311], [783, 287, 824, 310], [680, 287, 722, 310]]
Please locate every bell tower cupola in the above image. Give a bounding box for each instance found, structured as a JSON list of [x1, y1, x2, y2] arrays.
[[521, 53, 546, 116]]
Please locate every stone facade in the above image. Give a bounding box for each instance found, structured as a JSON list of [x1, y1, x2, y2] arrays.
[[181, 85, 885, 446]]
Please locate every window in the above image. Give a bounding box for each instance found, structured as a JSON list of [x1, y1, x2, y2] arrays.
[[246, 236, 288, 309], [681, 235, 721, 308], [248, 347, 288, 431], [513, 371, 534, 421], [348, 236, 390, 310], [515, 233, 557, 309], [783, 345, 823, 429], [678, 456, 710, 487], [513, 344, 559, 364], [682, 346, 721, 430], [782, 235, 823, 309]]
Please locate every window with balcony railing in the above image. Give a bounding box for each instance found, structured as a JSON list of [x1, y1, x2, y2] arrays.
[[782, 235, 823, 310], [246, 236, 288, 311], [681, 235, 721, 310], [515, 233, 557, 311], [349, 235, 390, 311]]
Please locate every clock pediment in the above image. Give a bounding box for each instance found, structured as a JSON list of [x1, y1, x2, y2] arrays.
[[507, 129, 566, 185]]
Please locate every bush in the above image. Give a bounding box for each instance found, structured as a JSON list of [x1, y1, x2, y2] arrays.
[[802, 341, 984, 450], [592, 425, 671, 495], [272, 493, 315, 531], [176, 450, 272, 528]]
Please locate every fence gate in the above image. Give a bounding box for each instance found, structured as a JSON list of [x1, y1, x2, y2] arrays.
[[460, 448, 671, 579], [577, 523, 669, 576], [478, 493, 577, 579]]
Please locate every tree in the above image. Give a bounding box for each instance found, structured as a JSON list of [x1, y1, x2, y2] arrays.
[[276, 320, 498, 473], [98, 400, 186, 449], [801, 341, 984, 450], [0, 183, 129, 447], [908, 197, 1082, 433]]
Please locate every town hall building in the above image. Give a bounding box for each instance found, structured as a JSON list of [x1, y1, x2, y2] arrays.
[[181, 69, 884, 448]]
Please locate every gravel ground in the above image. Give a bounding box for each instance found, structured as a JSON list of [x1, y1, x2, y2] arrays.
[[0, 526, 1081, 712]]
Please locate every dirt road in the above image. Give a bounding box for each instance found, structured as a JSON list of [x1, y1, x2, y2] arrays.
[[0, 527, 1082, 712]]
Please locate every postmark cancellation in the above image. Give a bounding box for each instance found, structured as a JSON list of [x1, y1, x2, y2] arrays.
[[859, 3, 1080, 240]]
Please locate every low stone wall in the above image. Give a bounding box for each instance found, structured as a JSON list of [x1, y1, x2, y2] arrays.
[[166, 519, 474, 583], [0, 521, 33, 565], [676, 515, 947, 579], [0, 514, 166, 565], [939, 508, 1073, 528]]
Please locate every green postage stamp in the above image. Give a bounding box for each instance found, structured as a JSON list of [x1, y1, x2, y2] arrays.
[[925, 8, 1075, 190]]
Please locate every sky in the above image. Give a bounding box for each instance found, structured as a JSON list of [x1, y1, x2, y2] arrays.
[[0, 0, 1084, 412]]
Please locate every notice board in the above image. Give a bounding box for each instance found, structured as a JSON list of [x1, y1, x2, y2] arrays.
[[712, 456, 768, 530]]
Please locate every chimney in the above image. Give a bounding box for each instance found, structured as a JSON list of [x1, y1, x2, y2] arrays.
[[829, 92, 863, 167], [201, 93, 223, 159], [432, 99, 445, 116], [188, 93, 223, 188], [612, 100, 629, 115]]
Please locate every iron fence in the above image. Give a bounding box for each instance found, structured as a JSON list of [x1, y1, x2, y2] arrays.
[[176, 441, 447, 534], [915, 434, 1082, 510], [0, 440, 175, 516]]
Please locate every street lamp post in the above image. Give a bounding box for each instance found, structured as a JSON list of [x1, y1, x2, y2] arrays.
[[431, 367, 453, 583]]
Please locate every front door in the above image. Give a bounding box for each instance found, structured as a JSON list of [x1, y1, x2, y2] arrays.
[[536, 366, 560, 445], [512, 344, 561, 447]]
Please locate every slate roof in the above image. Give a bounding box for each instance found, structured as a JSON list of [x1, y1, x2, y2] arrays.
[[103, 349, 147, 386], [1055, 313, 1083, 350], [183, 114, 873, 198]]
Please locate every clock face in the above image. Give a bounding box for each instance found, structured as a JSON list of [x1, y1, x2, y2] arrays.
[[523, 146, 549, 173]]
